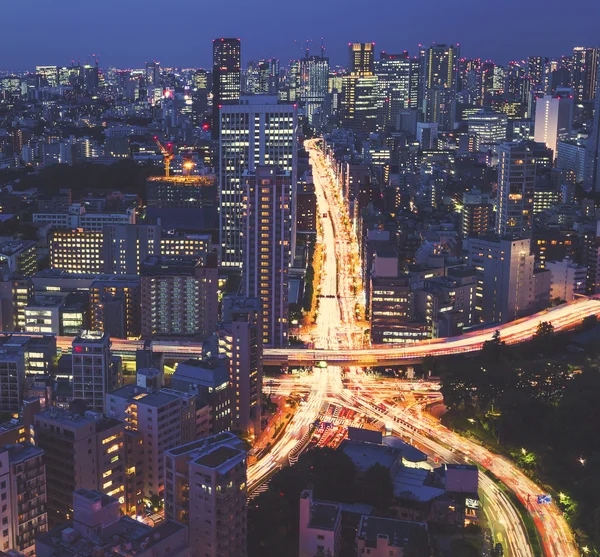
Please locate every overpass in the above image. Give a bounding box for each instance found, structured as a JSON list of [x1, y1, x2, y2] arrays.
[[264, 297, 600, 367], [48, 297, 600, 366]]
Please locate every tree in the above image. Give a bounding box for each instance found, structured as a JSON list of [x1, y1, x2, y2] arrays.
[[404, 526, 430, 557], [360, 463, 394, 509]]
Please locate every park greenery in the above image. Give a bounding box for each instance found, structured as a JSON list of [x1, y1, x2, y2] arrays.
[[432, 316, 600, 553]]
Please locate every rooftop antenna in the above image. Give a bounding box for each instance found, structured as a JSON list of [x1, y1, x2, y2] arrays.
[[305, 39, 310, 59], [320, 38, 325, 60]]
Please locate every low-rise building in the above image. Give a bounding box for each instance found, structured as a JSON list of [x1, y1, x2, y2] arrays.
[[36, 489, 190, 557], [299, 490, 342, 557], [355, 516, 429, 557]]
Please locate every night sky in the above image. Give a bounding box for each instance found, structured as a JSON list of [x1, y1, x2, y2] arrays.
[[2, 0, 599, 70]]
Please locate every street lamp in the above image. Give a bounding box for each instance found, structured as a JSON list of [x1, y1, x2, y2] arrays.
[[579, 456, 586, 465], [521, 448, 527, 455]]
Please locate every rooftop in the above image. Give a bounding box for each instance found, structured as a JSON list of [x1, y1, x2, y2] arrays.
[[2, 443, 43, 464], [108, 385, 178, 408], [308, 501, 341, 531], [194, 445, 243, 469], [341, 440, 402, 472], [357, 516, 427, 549]]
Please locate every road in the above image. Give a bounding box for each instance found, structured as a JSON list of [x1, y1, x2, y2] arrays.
[[249, 138, 579, 557]]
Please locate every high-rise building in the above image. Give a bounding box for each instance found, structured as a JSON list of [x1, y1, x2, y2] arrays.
[[375, 52, 419, 130], [33, 408, 127, 527], [584, 70, 600, 192], [0, 443, 47, 555], [72, 331, 119, 413], [467, 109, 508, 152], [461, 189, 493, 239], [89, 276, 141, 339], [145, 61, 160, 89], [164, 433, 247, 557], [171, 358, 233, 435], [212, 38, 241, 138], [219, 97, 298, 267], [527, 56, 545, 89], [496, 142, 536, 238], [341, 43, 378, 132], [571, 47, 599, 101], [0, 242, 37, 279], [243, 167, 290, 347], [49, 229, 104, 274], [533, 88, 574, 158], [102, 224, 161, 275], [105, 385, 197, 500], [140, 255, 218, 338], [464, 236, 549, 324], [421, 43, 459, 128], [219, 296, 263, 435], [299, 54, 329, 125]]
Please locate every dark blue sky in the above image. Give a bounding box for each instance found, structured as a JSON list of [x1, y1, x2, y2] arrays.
[[2, 0, 599, 70]]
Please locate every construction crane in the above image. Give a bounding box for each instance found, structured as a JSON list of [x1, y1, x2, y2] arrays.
[[153, 136, 174, 177]]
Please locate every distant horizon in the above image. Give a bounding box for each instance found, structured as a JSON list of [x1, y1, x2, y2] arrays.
[[1, 0, 598, 71], [1, 39, 599, 74]]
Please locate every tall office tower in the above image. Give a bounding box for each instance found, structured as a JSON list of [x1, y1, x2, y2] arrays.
[[527, 56, 545, 89], [140, 255, 218, 338], [35, 66, 58, 87], [145, 61, 160, 89], [299, 54, 329, 125], [34, 408, 127, 527], [585, 70, 600, 192], [533, 88, 574, 157], [464, 236, 549, 324], [72, 331, 119, 413], [243, 167, 290, 348], [102, 224, 161, 275], [106, 385, 197, 500], [422, 43, 459, 129], [49, 229, 104, 274], [376, 52, 417, 130], [219, 97, 298, 267], [467, 109, 508, 151], [341, 42, 378, 132], [164, 433, 247, 557], [219, 296, 263, 435], [349, 42, 375, 75], [212, 38, 241, 138], [571, 47, 599, 101], [0, 443, 47, 555], [496, 142, 536, 237]]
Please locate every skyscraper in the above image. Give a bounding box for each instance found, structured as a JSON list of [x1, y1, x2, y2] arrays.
[[375, 52, 418, 130], [299, 54, 329, 125], [243, 167, 290, 348], [219, 96, 298, 267], [421, 43, 459, 129], [584, 69, 600, 192], [571, 47, 599, 101], [496, 142, 536, 238], [527, 56, 545, 89], [212, 38, 241, 138], [533, 88, 574, 158], [341, 43, 378, 132]]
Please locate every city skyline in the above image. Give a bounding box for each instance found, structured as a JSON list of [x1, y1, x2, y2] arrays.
[[1, 0, 599, 70]]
